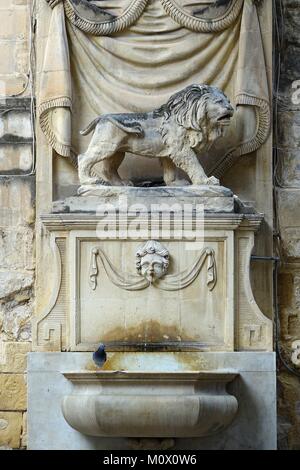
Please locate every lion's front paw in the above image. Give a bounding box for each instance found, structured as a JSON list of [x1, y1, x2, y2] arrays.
[[121, 179, 134, 187], [207, 176, 220, 186], [167, 178, 190, 187]]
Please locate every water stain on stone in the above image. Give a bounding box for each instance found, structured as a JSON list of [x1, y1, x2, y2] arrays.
[[99, 320, 190, 343]]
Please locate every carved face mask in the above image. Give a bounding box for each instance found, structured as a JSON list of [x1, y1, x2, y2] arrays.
[[140, 253, 167, 284]]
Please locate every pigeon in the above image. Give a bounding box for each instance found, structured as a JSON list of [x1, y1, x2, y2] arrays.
[[92, 343, 107, 368]]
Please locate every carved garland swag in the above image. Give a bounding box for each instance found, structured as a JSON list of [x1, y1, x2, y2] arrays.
[[89, 246, 217, 292], [40, 0, 270, 176]]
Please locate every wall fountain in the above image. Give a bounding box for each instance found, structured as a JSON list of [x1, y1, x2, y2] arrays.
[[28, 0, 276, 450]]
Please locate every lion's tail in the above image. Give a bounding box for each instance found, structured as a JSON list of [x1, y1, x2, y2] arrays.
[[80, 117, 101, 136]]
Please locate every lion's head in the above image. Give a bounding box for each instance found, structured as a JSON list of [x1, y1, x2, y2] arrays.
[[156, 84, 234, 150]]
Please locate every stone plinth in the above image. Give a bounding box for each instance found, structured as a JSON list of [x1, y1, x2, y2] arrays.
[[53, 185, 234, 214]]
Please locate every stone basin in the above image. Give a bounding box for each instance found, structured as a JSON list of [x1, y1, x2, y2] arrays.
[[61, 370, 238, 438]]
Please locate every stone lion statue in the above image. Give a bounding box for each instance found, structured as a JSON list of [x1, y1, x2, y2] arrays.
[[78, 84, 234, 187]]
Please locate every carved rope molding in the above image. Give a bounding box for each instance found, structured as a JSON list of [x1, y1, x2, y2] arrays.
[[47, 0, 244, 35], [64, 0, 149, 35], [89, 247, 217, 292], [46, 0, 63, 7], [160, 0, 243, 33]]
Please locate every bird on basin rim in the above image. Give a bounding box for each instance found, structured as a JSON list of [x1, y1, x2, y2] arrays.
[[92, 343, 107, 369]]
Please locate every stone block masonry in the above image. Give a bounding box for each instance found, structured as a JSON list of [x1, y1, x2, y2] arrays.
[[0, 0, 34, 450]]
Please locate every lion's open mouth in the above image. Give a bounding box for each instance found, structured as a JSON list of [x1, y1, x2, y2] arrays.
[[216, 111, 233, 126]]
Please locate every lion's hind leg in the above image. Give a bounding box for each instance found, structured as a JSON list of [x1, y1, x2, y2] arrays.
[[78, 142, 122, 186], [78, 151, 103, 185], [96, 152, 126, 186]]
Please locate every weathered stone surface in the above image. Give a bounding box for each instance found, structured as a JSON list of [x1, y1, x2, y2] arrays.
[[280, 228, 300, 260], [0, 271, 33, 300], [277, 189, 300, 259], [0, 229, 34, 271], [0, 342, 31, 373], [54, 185, 234, 214], [0, 178, 35, 227], [277, 372, 300, 450], [0, 300, 32, 342], [0, 1, 31, 97], [0, 411, 22, 449], [277, 189, 300, 228], [0, 101, 33, 174], [0, 374, 27, 410], [21, 411, 27, 448], [0, 145, 33, 173], [277, 112, 300, 149], [276, 149, 300, 188], [278, 270, 300, 341], [0, 110, 32, 140]]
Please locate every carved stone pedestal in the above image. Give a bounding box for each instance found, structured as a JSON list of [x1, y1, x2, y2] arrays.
[[68, 185, 235, 213], [29, 187, 274, 448], [33, 187, 272, 353]]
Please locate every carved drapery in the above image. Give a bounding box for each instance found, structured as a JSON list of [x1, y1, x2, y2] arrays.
[[64, 0, 149, 35], [89, 246, 217, 292], [46, 0, 63, 8], [39, 0, 270, 177], [61, 0, 244, 35]]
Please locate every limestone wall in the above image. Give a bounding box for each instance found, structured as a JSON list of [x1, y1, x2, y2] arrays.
[[0, 0, 33, 449], [276, 0, 300, 451]]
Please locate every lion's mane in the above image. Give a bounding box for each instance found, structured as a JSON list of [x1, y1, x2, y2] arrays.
[[154, 84, 227, 151]]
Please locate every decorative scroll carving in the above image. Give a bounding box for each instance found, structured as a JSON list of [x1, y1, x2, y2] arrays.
[[33, 237, 68, 351], [78, 84, 233, 187], [89, 244, 217, 292], [235, 227, 273, 351]]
